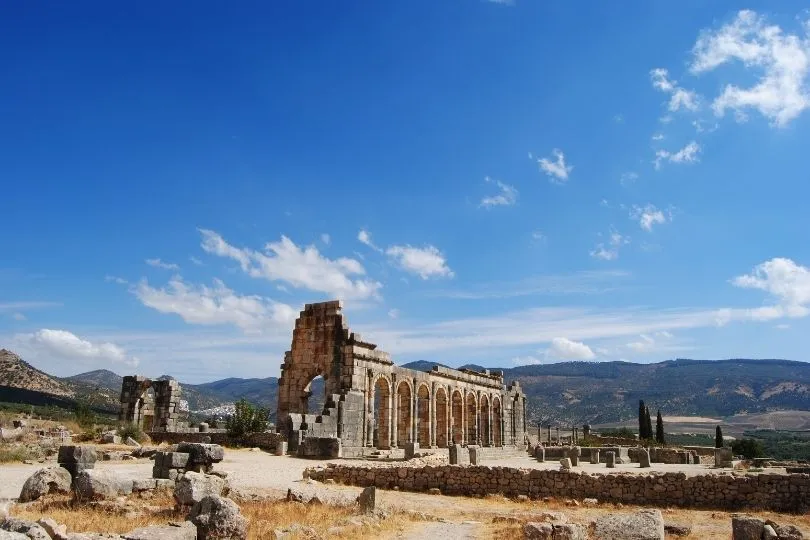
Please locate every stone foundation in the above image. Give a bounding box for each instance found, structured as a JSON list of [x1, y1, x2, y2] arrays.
[[306, 464, 810, 512]]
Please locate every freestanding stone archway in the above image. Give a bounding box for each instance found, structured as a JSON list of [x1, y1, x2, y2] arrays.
[[277, 301, 528, 457], [119, 376, 183, 432]]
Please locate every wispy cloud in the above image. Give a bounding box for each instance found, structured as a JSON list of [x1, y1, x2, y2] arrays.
[[533, 149, 573, 183], [146, 258, 180, 271], [0, 301, 61, 312], [386, 245, 454, 280], [479, 177, 518, 208], [654, 141, 701, 169], [357, 229, 383, 253], [630, 204, 672, 232], [620, 172, 639, 186], [321, 233, 331, 245], [545, 337, 595, 360], [650, 68, 700, 112], [429, 270, 630, 300], [590, 228, 629, 261], [690, 10, 810, 127]]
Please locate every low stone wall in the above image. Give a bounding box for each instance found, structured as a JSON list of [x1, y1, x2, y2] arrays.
[[146, 431, 284, 452], [306, 463, 810, 512]]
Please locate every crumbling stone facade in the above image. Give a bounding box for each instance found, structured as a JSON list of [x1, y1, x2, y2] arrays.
[[277, 301, 528, 456], [119, 376, 183, 432]]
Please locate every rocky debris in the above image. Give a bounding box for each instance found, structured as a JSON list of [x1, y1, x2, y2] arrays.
[[131, 448, 158, 459], [132, 479, 158, 492], [19, 467, 72, 502], [74, 470, 134, 501], [124, 438, 141, 448], [0, 531, 28, 540], [524, 522, 553, 539], [0, 518, 51, 540], [153, 452, 190, 480], [175, 444, 223, 473], [582, 498, 598, 506], [559, 458, 572, 471], [174, 472, 227, 506], [101, 452, 129, 462], [732, 515, 765, 540], [358, 486, 375, 514], [188, 495, 248, 540], [593, 509, 664, 540], [763, 525, 778, 540], [774, 524, 804, 539], [36, 518, 67, 540], [101, 432, 121, 445], [122, 522, 197, 540], [57, 446, 97, 480], [663, 523, 691, 536]]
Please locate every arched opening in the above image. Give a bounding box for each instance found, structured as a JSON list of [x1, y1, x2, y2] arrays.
[[465, 393, 478, 445], [435, 387, 448, 448], [136, 386, 155, 431], [480, 394, 490, 447], [492, 397, 502, 447], [396, 381, 412, 447], [372, 377, 391, 449], [416, 384, 431, 447], [302, 375, 326, 415], [450, 390, 463, 445]]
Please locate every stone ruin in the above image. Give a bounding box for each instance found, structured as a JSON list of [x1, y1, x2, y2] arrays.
[[119, 376, 183, 432], [277, 300, 529, 458]]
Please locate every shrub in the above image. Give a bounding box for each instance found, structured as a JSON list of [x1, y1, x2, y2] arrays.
[[117, 423, 145, 443], [226, 399, 269, 439], [731, 438, 766, 459], [74, 399, 95, 428]]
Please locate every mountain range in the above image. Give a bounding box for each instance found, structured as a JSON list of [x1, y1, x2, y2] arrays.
[[2, 348, 809, 425]]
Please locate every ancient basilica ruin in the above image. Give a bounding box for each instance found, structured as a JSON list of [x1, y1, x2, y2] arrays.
[[277, 301, 529, 457], [118, 376, 184, 432]]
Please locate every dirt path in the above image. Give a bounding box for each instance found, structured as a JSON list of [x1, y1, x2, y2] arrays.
[[396, 520, 483, 539]]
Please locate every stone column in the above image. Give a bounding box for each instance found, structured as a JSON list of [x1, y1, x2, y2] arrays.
[[392, 389, 398, 448], [547, 425, 551, 445], [409, 385, 415, 443], [430, 385, 437, 447], [365, 376, 374, 447], [475, 393, 481, 445], [488, 396, 494, 447]]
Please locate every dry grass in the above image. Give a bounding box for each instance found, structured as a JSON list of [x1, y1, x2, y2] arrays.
[[11, 494, 417, 539]]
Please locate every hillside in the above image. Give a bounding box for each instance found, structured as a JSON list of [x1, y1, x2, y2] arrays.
[[0, 349, 74, 398]]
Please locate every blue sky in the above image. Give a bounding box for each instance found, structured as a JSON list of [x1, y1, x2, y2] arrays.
[[2, 1, 810, 383]]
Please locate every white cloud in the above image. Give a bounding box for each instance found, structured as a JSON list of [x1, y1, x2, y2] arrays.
[[652, 133, 665, 141], [189, 256, 204, 266], [630, 204, 671, 232], [486, 0, 515, 5], [650, 68, 700, 112], [626, 330, 677, 353], [536, 149, 573, 183], [133, 276, 297, 333], [531, 231, 546, 243], [480, 177, 518, 208], [388, 308, 400, 319], [146, 258, 180, 271], [620, 172, 639, 186], [590, 228, 629, 261], [626, 333, 656, 353], [200, 229, 382, 300], [26, 329, 139, 367], [357, 229, 383, 253], [0, 301, 61, 312], [105, 275, 128, 285], [12, 313, 26, 321], [731, 257, 810, 318], [511, 355, 544, 366], [654, 141, 701, 169], [386, 245, 454, 280], [691, 10, 810, 127], [614, 114, 624, 123], [321, 234, 331, 245], [546, 337, 596, 360]]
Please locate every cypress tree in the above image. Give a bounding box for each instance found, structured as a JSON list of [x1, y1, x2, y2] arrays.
[[715, 426, 724, 448], [644, 406, 653, 441], [638, 400, 646, 439], [655, 410, 665, 445]]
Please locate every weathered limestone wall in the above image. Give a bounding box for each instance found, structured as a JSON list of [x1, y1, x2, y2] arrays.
[[147, 431, 285, 452], [277, 301, 529, 455], [119, 376, 183, 432], [306, 464, 810, 512]]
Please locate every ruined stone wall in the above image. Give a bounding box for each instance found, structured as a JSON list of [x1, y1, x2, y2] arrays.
[[119, 376, 183, 432], [277, 301, 529, 455], [306, 464, 810, 512], [147, 431, 285, 452]]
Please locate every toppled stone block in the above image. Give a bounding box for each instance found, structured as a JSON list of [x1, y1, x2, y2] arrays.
[[774, 524, 804, 540], [763, 525, 778, 540], [125, 437, 141, 448], [296, 437, 341, 459], [553, 523, 586, 540], [36, 518, 66, 540], [593, 509, 664, 540], [155, 479, 177, 490], [19, 466, 72, 502], [0, 518, 50, 540], [188, 495, 248, 540], [174, 471, 227, 506], [731, 515, 765, 540], [0, 531, 29, 540], [101, 432, 121, 445], [524, 522, 552, 539], [123, 522, 197, 540], [57, 445, 97, 479], [176, 443, 224, 468], [74, 470, 134, 500], [132, 479, 158, 492], [663, 523, 691, 536]]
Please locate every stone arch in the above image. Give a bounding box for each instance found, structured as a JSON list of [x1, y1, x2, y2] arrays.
[[416, 383, 431, 447], [480, 394, 490, 447], [298, 371, 329, 416], [450, 389, 464, 445], [136, 385, 156, 431], [435, 387, 449, 448], [465, 392, 478, 445], [396, 380, 413, 447], [492, 396, 502, 447], [372, 376, 392, 449]]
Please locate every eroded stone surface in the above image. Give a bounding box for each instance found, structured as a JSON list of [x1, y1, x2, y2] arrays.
[[19, 467, 72, 502]]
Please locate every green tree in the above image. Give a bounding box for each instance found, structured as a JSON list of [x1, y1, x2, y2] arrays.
[[226, 399, 269, 439], [638, 400, 646, 439], [715, 425, 724, 448], [644, 406, 653, 441], [655, 410, 665, 445], [731, 438, 765, 459], [74, 399, 95, 428]]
